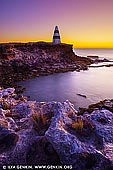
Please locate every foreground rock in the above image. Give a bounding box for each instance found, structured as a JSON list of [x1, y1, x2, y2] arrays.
[[0, 88, 113, 170], [0, 42, 93, 88]]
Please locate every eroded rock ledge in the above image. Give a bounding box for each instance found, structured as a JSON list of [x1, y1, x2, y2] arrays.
[[0, 42, 93, 88], [0, 88, 113, 170]]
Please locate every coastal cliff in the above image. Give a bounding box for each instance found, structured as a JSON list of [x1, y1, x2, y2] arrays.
[[0, 88, 113, 169], [0, 42, 93, 87]]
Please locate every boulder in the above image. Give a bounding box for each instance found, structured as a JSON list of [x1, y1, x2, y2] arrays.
[[45, 101, 113, 169], [90, 109, 113, 143]]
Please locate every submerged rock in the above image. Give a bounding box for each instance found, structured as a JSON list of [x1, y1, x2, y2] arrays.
[[77, 93, 87, 98]]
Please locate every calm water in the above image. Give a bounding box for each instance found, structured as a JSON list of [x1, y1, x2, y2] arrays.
[[74, 48, 113, 60], [18, 48, 113, 110]]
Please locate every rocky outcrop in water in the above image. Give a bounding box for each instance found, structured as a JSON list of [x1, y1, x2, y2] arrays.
[[0, 42, 93, 88], [79, 99, 113, 115], [0, 88, 113, 169]]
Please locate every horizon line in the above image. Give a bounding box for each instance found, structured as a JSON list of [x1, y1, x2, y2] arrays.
[[0, 41, 113, 48]]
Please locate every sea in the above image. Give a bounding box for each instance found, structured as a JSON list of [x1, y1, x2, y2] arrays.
[[18, 48, 113, 110]]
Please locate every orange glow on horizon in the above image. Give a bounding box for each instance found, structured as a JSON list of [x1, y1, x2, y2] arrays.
[[1, 0, 113, 48], [1, 38, 113, 48]]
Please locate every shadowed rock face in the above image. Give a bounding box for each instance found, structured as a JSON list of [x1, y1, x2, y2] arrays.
[[0, 126, 18, 153], [26, 136, 61, 165], [0, 88, 113, 170], [0, 42, 93, 88]]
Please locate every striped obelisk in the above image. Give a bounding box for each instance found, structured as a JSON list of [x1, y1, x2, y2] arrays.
[[52, 26, 61, 44]]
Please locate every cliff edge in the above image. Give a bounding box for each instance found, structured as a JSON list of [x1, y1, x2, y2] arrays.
[[0, 42, 93, 87]]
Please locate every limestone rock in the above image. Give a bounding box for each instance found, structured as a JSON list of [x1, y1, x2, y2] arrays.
[[45, 101, 113, 169], [0, 88, 15, 98], [0, 88, 113, 169], [0, 126, 18, 154], [90, 109, 113, 143], [26, 136, 61, 165]]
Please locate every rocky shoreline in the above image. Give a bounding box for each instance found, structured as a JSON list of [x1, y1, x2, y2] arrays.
[[1, 42, 112, 95], [0, 42, 93, 90], [0, 42, 113, 169], [0, 88, 113, 169]]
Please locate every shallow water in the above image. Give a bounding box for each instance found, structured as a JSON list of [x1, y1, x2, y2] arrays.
[[18, 48, 113, 110], [74, 48, 113, 60], [18, 66, 113, 110]]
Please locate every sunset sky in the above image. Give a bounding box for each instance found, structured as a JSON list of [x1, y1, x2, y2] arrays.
[[0, 0, 113, 47]]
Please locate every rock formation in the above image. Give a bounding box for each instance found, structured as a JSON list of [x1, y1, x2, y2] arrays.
[[0, 88, 113, 170], [0, 42, 93, 88]]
